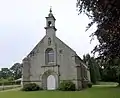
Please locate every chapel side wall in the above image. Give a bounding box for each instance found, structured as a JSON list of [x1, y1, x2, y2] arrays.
[[75, 57, 84, 89], [76, 66, 82, 90]]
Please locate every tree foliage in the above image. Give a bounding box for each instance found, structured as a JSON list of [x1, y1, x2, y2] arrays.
[[10, 63, 22, 79], [0, 63, 22, 80], [96, 58, 118, 82], [83, 54, 101, 84], [0, 68, 12, 79], [77, 0, 120, 59], [83, 54, 119, 83]]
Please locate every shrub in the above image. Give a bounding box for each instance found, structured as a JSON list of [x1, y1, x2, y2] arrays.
[[59, 80, 76, 91], [87, 82, 92, 88], [22, 83, 42, 91], [15, 81, 21, 85]]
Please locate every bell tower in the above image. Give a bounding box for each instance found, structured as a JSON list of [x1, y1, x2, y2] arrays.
[[45, 8, 57, 37]]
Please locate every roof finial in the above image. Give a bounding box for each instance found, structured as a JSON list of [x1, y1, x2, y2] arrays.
[[48, 6, 53, 17], [50, 6, 52, 13]]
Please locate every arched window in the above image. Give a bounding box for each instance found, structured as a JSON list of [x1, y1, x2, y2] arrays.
[[45, 48, 54, 64]]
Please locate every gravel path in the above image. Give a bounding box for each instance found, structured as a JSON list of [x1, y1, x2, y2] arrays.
[[0, 87, 21, 92]]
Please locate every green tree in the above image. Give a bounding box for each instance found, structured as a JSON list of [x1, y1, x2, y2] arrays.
[[10, 63, 22, 79], [83, 54, 101, 84], [77, 0, 120, 86], [0, 68, 12, 79], [77, 0, 120, 58]]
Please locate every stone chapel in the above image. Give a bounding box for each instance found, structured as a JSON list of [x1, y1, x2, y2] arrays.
[[22, 8, 91, 90]]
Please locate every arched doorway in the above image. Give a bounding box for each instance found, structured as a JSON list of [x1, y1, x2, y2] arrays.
[[47, 75, 56, 90], [42, 70, 58, 90]]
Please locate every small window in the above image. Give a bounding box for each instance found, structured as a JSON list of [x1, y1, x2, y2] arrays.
[[59, 49, 63, 54], [48, 37, 51, 46]]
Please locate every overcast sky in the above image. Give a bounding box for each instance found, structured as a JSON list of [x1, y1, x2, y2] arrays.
[[0, 0, 98, 69]]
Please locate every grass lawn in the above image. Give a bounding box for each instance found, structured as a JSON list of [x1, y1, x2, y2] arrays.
[[0, 86, 120, 98]]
